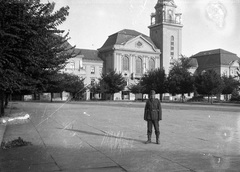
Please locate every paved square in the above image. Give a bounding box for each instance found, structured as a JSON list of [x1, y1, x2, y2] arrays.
[[1, 101, 240, 172]]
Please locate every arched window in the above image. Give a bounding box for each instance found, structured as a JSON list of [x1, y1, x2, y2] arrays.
[[136, 57, 143, 74], [170, 36, 174, 59], [149, 58, 155, 70], [162, 11, 165, 21], [122, 55, 129, 71], [168, 10, 173, 21]]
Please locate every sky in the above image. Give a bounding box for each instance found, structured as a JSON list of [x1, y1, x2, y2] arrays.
[[44, 0, 240, 57]]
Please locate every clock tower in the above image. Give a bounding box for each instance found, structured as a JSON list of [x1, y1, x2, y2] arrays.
[[149, 0, 183, 73]]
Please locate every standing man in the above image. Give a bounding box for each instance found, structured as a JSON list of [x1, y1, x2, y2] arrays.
[[144, 90, 162, 144]]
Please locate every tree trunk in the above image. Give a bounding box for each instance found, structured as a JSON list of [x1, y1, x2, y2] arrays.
[[208, 95, 210, 102], [72, 93, 75, 101], [4, 93, 9, 107], [181, 93, 184, 103], [50, 92, 53, 102], [211, 95, 213, 104], [111, 94, 113, 100], [160, 94, 163, 102], [0, 90, 5, 117]]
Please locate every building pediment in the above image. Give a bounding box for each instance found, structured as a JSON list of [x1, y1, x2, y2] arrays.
[[114, 35, 160, 54], [229, 60, 239, 68]]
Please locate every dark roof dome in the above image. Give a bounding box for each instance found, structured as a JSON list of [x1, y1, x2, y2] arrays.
[[98, 29, 157, 52]]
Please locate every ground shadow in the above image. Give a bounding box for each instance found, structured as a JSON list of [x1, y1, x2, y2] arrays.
[[56, 128, 145, 143]]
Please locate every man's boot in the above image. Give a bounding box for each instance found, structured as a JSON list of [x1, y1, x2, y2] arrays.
[[145, 135, 151, 144], [156, 133, 160, 144]]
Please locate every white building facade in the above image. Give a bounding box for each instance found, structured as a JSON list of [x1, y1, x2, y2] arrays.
[[98, 30, 161, 100]]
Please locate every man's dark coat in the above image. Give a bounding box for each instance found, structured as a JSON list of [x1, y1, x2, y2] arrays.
[[144, 98, 162, 121]]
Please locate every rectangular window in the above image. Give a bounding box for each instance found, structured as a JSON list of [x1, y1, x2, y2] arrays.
[[136, 58, 143, 75], [66, 62, 74, 70], [79, 59, 83, 68], [91, 66, 95, 74], [99, 67, 102, 75]]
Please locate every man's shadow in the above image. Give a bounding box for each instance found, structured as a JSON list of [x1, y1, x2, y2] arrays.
[[57, 128, 145, 143]]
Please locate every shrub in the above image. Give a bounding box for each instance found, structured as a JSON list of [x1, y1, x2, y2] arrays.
[[187, 96, 207, 102], [1, 137, 32, 149], [230, 90, 240, 101]]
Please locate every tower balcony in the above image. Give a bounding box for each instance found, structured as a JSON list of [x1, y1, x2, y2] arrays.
[[150, 19, 181, 26], [163, 19, 181, 24]]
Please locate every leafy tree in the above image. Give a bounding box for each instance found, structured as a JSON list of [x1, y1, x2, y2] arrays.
[[63, 74, 86, 100], [89, 80, 102, 99], [194, 69, 224, 104], [140, 68, 167, 101], [222, 75, 239, 101], [100, 70, 127, 100], [173, 55, 193, 69], [167, 57, 195, 102], [45, 72, 66, 102], [128, 82, 144, 100], [230, 89, 240, 101], [0, 0, 73, 116]]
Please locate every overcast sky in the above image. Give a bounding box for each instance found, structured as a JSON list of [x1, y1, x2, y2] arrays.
[[46, 0, 240, 57]]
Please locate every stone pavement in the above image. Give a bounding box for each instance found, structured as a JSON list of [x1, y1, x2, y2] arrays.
[[0, 101, 240, 172]]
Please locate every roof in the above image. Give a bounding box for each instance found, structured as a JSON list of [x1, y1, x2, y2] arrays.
[[192, 49, 236, 57], [98, 29, 157, 51], [74, 49, 102, 61], [188, 58, 198, 68], [191, 49, 239, 66]]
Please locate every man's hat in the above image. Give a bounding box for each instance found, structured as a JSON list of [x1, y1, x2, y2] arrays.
[[150, 90, 156, 95]]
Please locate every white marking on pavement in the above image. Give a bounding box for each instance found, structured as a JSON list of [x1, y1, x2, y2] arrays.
[[41, 105, 48, 118], [62, 120, 76, 130], [1, 114, 30, 124], [210, 156, 230, 171], [83, 112, 90, 116], [217, 126, 234, 143]]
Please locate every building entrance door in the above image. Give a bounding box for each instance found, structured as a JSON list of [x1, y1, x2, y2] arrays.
[[122, 91, 130, 100]]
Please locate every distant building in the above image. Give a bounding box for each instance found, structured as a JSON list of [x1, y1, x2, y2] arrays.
[[191, 49, 240, 77], [98, 29, 161, 100], [97, 0, 183, 100], [63, 49, 103, 100]]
